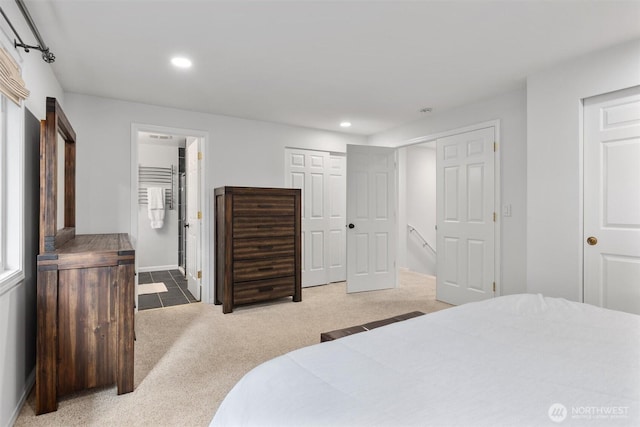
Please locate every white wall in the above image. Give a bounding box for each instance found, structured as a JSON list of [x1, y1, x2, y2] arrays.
[[63, 92, 365, 302], [404, 145, 437, 275], [370, 88, 527, 296], [397, 148, 407, 269], [526, 39, 640, 301], [64, 93, 365, 234], [137, 143, 179, 271], [0, 1, 65, 424]]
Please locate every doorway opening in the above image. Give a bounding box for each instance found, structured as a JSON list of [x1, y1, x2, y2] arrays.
[[131, 124, 208, 311], [400, 141, 437, 278]]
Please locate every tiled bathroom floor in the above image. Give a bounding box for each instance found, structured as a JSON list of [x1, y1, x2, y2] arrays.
[[138, 269, 198, 310]]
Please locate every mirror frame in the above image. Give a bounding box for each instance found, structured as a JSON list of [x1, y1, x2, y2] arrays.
[[40, 97, 76, 253]]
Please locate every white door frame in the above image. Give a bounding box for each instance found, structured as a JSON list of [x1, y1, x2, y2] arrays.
[[130, 123, 210, 306], [397, 120, 502, 296]]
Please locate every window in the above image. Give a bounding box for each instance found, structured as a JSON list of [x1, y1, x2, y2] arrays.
[[0, 30, 28, 294], [0, 93, 24, 293], [0, 95, 3, 272]]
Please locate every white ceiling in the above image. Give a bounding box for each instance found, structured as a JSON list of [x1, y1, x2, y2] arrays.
[[23, 0, 640, 135]]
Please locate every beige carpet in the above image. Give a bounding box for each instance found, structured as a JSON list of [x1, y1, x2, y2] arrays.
[[15, 270, 451, 427]]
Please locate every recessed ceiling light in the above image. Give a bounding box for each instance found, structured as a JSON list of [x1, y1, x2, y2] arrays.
[[171, 57, 192, 69], [340, 121, 352, 128]]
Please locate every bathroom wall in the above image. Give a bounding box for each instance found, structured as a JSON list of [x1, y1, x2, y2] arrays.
[[137, 142, 180, 271]]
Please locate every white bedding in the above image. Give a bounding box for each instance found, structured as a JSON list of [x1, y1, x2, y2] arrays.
[[211, 294, 640, 426]]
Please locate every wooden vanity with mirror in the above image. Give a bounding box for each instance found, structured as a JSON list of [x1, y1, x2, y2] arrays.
[[36, 98, 135, 414]]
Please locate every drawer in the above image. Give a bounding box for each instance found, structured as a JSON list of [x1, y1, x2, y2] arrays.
[[233, 195, 295, 216], [234, 276, 295, 305], [233, 216, 294, 238], [233, 237, 294, 260], [233, 257, 295, 282]]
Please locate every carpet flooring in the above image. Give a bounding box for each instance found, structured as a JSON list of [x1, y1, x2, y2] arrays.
[[15, 270, 451, 427]]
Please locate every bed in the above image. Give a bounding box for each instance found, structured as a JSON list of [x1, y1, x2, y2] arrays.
[[211, 294, 640, 426]]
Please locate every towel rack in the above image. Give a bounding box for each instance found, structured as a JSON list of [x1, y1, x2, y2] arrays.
[[138, 165, 175, 210]]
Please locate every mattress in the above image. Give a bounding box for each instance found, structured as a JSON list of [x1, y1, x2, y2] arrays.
[[211, 294, 640, 426]]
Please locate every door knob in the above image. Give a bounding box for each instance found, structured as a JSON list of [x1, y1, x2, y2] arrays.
[[586, 236, 598, 246], [348, 223, 355, 229]]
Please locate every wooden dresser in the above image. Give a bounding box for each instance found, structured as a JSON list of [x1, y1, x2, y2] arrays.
[[36, 235, 135, 413], [36, 98, 135, 414], [215, 187, 301, 313]]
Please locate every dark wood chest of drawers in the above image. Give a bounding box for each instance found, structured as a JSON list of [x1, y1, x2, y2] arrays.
[[214, 187, 302, 313]]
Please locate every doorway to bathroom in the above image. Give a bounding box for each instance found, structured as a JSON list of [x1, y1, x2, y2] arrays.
[[130, 124, 207, 311]]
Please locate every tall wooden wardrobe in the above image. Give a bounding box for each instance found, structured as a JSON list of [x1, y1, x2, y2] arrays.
[[35, 98, 135, 414]]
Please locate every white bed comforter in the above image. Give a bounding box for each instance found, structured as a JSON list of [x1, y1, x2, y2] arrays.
[[211, 294, 640, 427]]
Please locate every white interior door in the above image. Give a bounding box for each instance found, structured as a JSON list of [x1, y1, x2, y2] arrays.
[[584, 86, 640, 315], [346, 145, 397, 293], [186, 137, 201, 300], [285, 148, 331, 287], [436, 127, 495, 305], [285, 150, 347, 286], [328, 154, 347, 282]]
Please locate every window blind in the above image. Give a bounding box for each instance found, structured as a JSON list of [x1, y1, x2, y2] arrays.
[[0, 47, 29, 104]]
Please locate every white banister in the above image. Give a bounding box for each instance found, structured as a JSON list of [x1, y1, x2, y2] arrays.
[[407, 224, 436, 254]]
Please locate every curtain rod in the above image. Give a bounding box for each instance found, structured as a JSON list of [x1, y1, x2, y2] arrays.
[[14, 0, 54, 62], [0, 0, 55, 63]]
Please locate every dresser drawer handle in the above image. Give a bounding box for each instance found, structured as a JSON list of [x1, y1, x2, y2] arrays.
[[258, 267, 273, 272], [257, 225, 272, 229], [259, 286, 274, 292], [259, 246, 273, 251]]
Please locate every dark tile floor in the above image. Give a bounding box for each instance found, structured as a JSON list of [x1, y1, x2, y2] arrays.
[[138, 269, 198, 310]]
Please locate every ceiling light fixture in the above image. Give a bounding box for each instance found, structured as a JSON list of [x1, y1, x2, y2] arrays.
[[340, 121, 352, 128], [171, 56, 192, 69]]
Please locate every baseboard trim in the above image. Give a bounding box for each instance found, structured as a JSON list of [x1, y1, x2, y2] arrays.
[[138, 264, 179, 273], [6, 368, 35, 427]]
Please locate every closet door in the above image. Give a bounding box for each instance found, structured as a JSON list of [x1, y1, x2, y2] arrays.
[[286, 148, 348, 287], [583, 86, 640, 315], [345, 145, 397, 293], [328, 155, 347, 283]]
